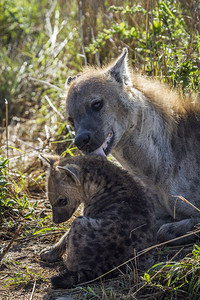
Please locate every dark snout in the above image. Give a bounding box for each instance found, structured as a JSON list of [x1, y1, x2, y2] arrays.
[[75, 130, 91, 150], [53, 216, 61, 224], [52, 207, 70, 224]]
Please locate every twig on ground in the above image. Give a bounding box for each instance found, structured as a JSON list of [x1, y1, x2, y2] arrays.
[[0, 224, 23, 261], [44, 95, 65, 120], [29, 281, 36, 300], [17, 138, 41, 151], [14, 230, 66, 243], [29, 77, 63, 92], [173, 195, 200, 214]]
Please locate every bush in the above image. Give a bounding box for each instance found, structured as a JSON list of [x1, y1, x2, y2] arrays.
[[85, 1, 200, 91]]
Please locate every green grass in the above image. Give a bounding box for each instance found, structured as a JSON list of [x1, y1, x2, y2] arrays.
[[143, 245, 200, 299], [4, 266, 47, 287]]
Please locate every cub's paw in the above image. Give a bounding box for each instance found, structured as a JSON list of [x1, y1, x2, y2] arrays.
[[40, 248, 60, 262], [51, 271, 78, 289]]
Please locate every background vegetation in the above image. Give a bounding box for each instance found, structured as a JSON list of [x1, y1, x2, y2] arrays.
[[0, 0, 200, 299]]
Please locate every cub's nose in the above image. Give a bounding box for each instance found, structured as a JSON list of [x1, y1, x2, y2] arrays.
[[75, 131, 91, 150]]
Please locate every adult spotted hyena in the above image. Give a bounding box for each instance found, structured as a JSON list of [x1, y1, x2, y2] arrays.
[[66, 48, 200, 243], [40, 154, 156, 288]]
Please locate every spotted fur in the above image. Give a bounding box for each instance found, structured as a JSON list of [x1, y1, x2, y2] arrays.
[[40, 155, 156, 288]]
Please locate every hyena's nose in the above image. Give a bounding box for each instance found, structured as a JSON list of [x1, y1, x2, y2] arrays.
[[75, 131, 91, 150]]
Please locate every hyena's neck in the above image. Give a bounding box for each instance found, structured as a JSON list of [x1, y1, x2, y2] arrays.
[[113, 90, 174, 186]]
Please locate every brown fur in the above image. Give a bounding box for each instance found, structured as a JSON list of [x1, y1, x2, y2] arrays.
[[40, 154, 157, 288], [66, 48, 200, 244], [131, 73, 200, 118]]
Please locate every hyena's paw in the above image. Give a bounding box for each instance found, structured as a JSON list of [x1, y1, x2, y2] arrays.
[[157, 218, 197, 245], [40, 247, 60, 262], [51, 270, 78, 289]]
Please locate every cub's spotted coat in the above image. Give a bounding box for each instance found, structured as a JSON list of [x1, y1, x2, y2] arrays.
[[40, 155, 157, 288]]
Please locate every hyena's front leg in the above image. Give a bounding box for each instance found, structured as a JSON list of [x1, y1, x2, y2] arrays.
[[40, 231, 69, 262]]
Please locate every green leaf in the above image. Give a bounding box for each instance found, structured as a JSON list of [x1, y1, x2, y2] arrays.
[[33, 227, 54, 235], [144, 272, 151, 283]]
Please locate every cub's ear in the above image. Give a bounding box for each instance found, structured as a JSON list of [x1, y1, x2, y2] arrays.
[[57, 164, 81, 185], [39, 154, 59, 168], [106, 47, 132, 86]]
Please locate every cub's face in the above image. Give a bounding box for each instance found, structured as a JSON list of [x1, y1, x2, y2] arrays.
[[47, 163, 82, 224], [66, 75, 128, 158]]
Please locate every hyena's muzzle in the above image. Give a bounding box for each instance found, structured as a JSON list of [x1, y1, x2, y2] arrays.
[[74, 117, 114, 157]]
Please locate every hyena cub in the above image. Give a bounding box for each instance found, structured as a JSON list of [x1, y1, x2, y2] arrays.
[[40, 154, 156, 288]]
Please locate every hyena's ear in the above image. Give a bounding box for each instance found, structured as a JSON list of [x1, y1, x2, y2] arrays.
[[57, 165, 81, 185], [64, 76, 77, 89], [106, 48, 132, 86], [39, 154, 59, 168]]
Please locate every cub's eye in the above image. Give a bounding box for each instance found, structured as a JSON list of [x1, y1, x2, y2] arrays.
[[68, 117, 74, 127], [91, 100, 103, 112], [58, 197, 68, 206]]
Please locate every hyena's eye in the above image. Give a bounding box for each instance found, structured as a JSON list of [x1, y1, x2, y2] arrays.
[[91, 100, 103, 112], [58, 197, 68, 206], [68, 117, 74, 127]]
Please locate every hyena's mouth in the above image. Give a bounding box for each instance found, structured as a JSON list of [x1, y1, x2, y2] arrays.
[[92, 131, 114, 157]]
